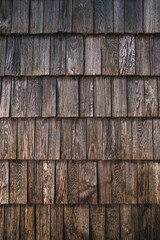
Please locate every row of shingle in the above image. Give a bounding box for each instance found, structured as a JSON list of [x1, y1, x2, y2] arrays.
[[0, 0, 160, 34], [1, 160, 160, 204], [0, 118, 159, 160], [0, 204, 158, 240], [1, 76, 160, 118], [1, 35, 160, 76]]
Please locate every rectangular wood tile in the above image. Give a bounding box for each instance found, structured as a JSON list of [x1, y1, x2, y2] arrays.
[[0, 0, 12, 34], [106, 205, 120, 240], [61, 119, 72, 160], [90, 205, 105, 240], [114, 0, 124, 33], [56, 161, 68, 204], [43, 160, 55, 204], [36, 205, 50, 240], [20, 206, 35, 240], [21, 36, 33, 76], [149, 162, 160, 204], [51, 206, 64, 240], [0, 36, 6, 75], [80, 77, 93, 117], [68, 160, 79, 204], [0, 77, 11, 117], [43, 0, 59, 33], [125, 162, 137, 204], [30, 0, 43, 34], [0, 161, 9, 204], [138, 161, 149, 204]]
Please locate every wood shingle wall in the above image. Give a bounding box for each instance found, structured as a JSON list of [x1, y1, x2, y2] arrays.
[[0, 0, 160, 239]]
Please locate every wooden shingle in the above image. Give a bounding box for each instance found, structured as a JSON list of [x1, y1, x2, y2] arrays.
[[0, 36, 6, 76], [120, 205, 132, 240], [138, 161, 149, 204], [56, 161, 68, 204], [125, 162, 137, 204], [51, 206, 63, 240], [121, 119, 132, 160], [80, 77, 93, 117], [150, 36, 160, 75], [36, 205, 50, 240], [30, 0, 43, 34], [43, 161, 55, 204], [106, 206, 120, 240], [20, 206, 35, 240], [21, 36, 33, 76], [43, 0, 59, 33], [149, 162, 160, 204], [114, 0, 124, 33], [0, 161, 9, 204], [144, 0, 160, 33], [68, 160, 79, 204], [90, 205, 105, 240], [153, 119, 160, 160], [0, 77, 11, 117], [59, 0, 72, 32], [61, 119, 72, 160], [0, 0, 12, 34]]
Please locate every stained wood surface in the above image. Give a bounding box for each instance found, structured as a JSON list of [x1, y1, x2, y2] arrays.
[[0, 161, 9, 204], [0, 0, 12, 34], [56, 161, 68, 204], [0, 77, 11, 117], [30, 0, 43, 34], [43, 0, 59, 33], [80, 77, 93, 117], [90, 205, 105, 240], [59, 0, 72, 32], [43, 161, 55, 204], [21, 206, 35, 240]]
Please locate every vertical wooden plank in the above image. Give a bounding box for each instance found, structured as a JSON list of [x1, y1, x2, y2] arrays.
[[48, 119, 61, 160], [0, 36, 6, 76], [30, 0, 43, 33], [18, 119, 35, 160], [119, 36, 135, 75], [59, 0, 72, 32], [94, 0, 113, 33], [64, 206, 89, 240], [79, 161, 97, 204], [125, 162, 137, 204], [51, 205, 64, 240], [43, 160, 55, 204], [61, 119, 72, 160], [20, 206, 35, 240], [43, 0, 59, 33], [98, 161, 111, 204], [0, 161, 9, 204], [42, 77, 56, 117], [149, 162, 160, 204], [50, 36, 65, 75], [94, 77, 111, 117], [127, 78, 144, 117], [138, 205, 152, 240], [0, 206, 4, 240], [87, 118, 102, 160], [11, 0, 29, 33], [0, 0, 12, 33], [132, 119, 153, 160], [152, 205, 160, 240], [144, 0, 160, 33], [36, 205, 50, 240], [121, 119, 132, 160], [112, 77, 127, 117], [136, 36, 150, 75], [90, 205, 105, 240], [72, 0, 93, 33], [5, 36, 21, 76], [11, 77, 27, 117], [56, 161, 68, 204], [158, 78, 160, 116], [57, 77, 79, 117], [153, 119, 160, 160], [0, 119, 17, 159], [35, 119, 48, 160], [131, 206, 139, 240], [4, 206, 20, 240], [26, 77, 42, 117], [106, 205, 120, 240], [85, 36, 103, 75], [0, 77, 11, 117], [102, 36, 119, 75], [138, 161, 149, 204], [144, 78, 158, 116], [80, 77, 93, 117], [150, 36, 160, 75], [68, 160, 79, 204], [21, 36, 33, 76], [120, 205, 132, 239], [28, 160, 43, 204], [114, 0, 124, 33], [72, 119, 87, 160]]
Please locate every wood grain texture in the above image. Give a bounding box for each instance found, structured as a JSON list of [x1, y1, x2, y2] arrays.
[[59, 0, 72, 32], [152, 205, 160, 240], [106, 205, 120, 240], [0, 160, 9, 204], [57, 77, 78, 117], [43, 161, 55, 204], [51, 205, 64, 240], [121, 119, 132, 160], [42, 77, 56, 117], [98, 161, 111, 204], [36, 205, 50, 240], [0, 77, 11, 117], [11, 0, 29, 33], [72, 0, 93, 33], [30, 0, 43, 34], [80, 77, 93, 117], [43, 0, 59, 33], [87, 118, 102, 160], [18, 119, 35, 160], [138, 161, 149, 204], [150, 36, 160, 75], [21, 206, 35, 240], [149, 162, 160, 204], [132, 119, 153, 160], [21, 36, 33, 76], [114, 0, 124, 33], [72, 119, 87, 160], [153, 119, 160, 160], [0, 206, 4, 240], [102, 36, 118, 75], [112, 77, 127, 117], [28, 160, 43, 204], [61, 119, 72, 160], [120, 205, 132, 239], [56, 161, 68, 204], [0, 0, 12, 33], [125, 162, 137, 204], [94, 0, 113, 33], [79, 161, 97, 204], [90, 205, 105, 240], [64, 206, 89, 240], [35, 119, 48, 160], [138, 205, 152, 240], [119, 36, 135, 75], [136, 36, 150, 75], [144, 0, 160, 33], [94, 77, 111, 117], [66, 36, 83, 75], [0, 119, 17, 159], [11, 77, 27, 117], [0, 36, 6, 75], [68, 160, 79, 204], [50, 36, 65, 75]]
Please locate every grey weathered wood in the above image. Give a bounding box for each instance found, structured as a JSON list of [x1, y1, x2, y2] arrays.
[[0, 119, 17, 159], [0, 36, 6, 76], [79, 161, 97, 204], [0, 0, 12, 33], [36, 205, 50, 240], [144, 0, 160, 33], [61, 119, 72, 160], [21, 206, 35, 240], [132, 119, 153, 160], [50, 36, 65, 75], [68, 160, 79, 204], [72, 0, 93, 33], [87, 118, 102, 160], [94, 77, 111, 117], [158, 78, 160, 116], [10, 160, 27, 204], [102, 36, 118, 75], [59, 0, 72, 32], [125, 162, 137, 204], [56, 161, 68, 204], [149, 162, 160, 204], [57, 77, 79, 117], [66, 36, 83, 75], [153, 119, 160, 160], [51, 206, 64, 240], [80, 77, 93, 117], [21, 36, 33, 76], [30, 0, 43, 34], [0, 77, 11, 117], [98, 161, 111, 204], [43, 0, 59, 33], [114, 0, 124, 33], [106, 205, 120, 240], [112, 77, 127, 117], [150, 36, 160, 75], [94, 0, 113, 33], [90, 205, 105, 240], [43, 161, 55, 204], [138, 161, 149, 204], [18, 119, 35, 160], [119, 36, 135, 75], [136, 36, 150, 75], [120, 205, 132, 239], [11, 0, 29, 33], [0, 161, 9, 204], [35, 119, 48, 160], [11, 77, 27, 117], [121, 119, 132, 160]]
